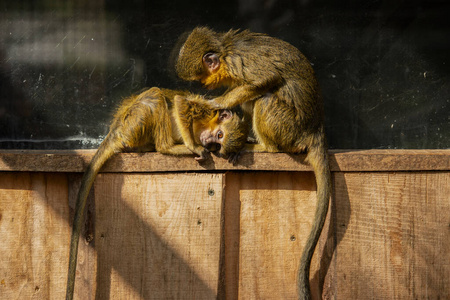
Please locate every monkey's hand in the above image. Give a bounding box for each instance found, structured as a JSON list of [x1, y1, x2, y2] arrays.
[[208, 98, 226, 109], [195, 156, 206, 162], [227, 152, 242, 165], [190, 146, 209, 162]]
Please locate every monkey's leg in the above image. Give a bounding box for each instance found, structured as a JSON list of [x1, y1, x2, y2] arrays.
[[242, 143, 283, 153], [243, 141, 282, 153]]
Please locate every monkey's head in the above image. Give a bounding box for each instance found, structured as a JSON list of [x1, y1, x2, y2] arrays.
[[195, 106, 249, 160], [175, 27, 232, 89]]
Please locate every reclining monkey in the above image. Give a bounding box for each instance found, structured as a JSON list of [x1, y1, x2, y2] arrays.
[[65, 87, 249, 300]]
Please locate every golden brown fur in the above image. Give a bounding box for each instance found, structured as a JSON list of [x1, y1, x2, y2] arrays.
[[175, 27, 331, 300], [65, 87, 249, 300]]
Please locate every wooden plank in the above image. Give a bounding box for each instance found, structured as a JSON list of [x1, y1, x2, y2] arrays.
[[92, 173, 224, 299], [227, 172, 331, 299], [0, 149, 449, 173], [68, 174, 98, 300], [223, 172, 242, 299], [1, 168, 449, 298], [331, 149, 450, 171], [0, 173, 70, 299], [331, 172, 450, 299]]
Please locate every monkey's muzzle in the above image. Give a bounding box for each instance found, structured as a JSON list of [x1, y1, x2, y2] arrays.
[[205, 142, 221, 153]]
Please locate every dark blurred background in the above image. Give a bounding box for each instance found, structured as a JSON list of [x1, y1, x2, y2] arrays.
[[0, 0, 449, 149]]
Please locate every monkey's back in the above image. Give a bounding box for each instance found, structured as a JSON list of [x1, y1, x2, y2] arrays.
[[223, 30, 325, 153], [224, 30, 314, 82], [107, 87, 177, 152]]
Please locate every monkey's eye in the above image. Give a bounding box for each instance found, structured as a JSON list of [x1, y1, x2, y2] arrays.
[[217, 131, 224, 139]]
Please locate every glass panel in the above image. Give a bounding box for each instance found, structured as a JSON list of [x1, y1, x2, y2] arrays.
[[1, 1, 448, 149]]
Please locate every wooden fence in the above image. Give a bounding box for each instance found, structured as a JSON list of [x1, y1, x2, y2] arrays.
[[0, 150, 449, 299]]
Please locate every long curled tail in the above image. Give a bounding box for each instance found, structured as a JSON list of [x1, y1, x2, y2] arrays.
[[298, 144, 331, 300], [66, 140, 117, 300]]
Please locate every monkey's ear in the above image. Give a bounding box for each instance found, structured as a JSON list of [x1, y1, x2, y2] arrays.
[[218, 109, 232, 121], [203, 53, 220, 73]]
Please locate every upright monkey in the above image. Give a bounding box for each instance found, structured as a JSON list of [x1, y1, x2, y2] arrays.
[[175, 27, 331, 300], [65, 87, 249, 300]]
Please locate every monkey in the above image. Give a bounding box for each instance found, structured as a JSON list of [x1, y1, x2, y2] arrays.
[[65, 87, 249, 300], [174, 27, 331, 300], [173, 94, 249, 163]]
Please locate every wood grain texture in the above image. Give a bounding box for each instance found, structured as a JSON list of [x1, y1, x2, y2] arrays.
[[68, 173, 98, 300], [0, 164, 448, 299], [92, 173, 224, 299], [225, 172, 331, 299], [331, 172, 450, 299], [0, 149, 449, 172], [0, 173, 70, 299]]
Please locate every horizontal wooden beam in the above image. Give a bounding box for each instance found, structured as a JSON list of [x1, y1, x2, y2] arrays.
[[0, 149, 448, 173]]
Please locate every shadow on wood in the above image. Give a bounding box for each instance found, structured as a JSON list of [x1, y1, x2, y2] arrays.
[[0, 172, 221, 299]]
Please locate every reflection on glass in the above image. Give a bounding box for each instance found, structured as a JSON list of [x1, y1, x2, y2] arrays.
[[0, 1, 448, 149]]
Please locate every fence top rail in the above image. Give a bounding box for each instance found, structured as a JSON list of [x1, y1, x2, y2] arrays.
[[0, 149, 449, 173]]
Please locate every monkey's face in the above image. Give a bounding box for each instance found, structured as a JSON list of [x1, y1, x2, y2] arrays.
[[196, 109, 233, 155], [175, 27, 221, 82]]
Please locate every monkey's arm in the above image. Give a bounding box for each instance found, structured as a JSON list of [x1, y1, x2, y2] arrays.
[[211, 73, 282, 108], [158, 144, 199, 156], [211, 84, 261, 108], [173, 95, 209, 160], [177, 120, 207, 160]]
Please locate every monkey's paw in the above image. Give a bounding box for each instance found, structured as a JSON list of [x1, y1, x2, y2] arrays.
[[209, 99, 224, 109], [227, 152, 242, 165], [194, 149, 210, 162], [194, 155, 205, 162]]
